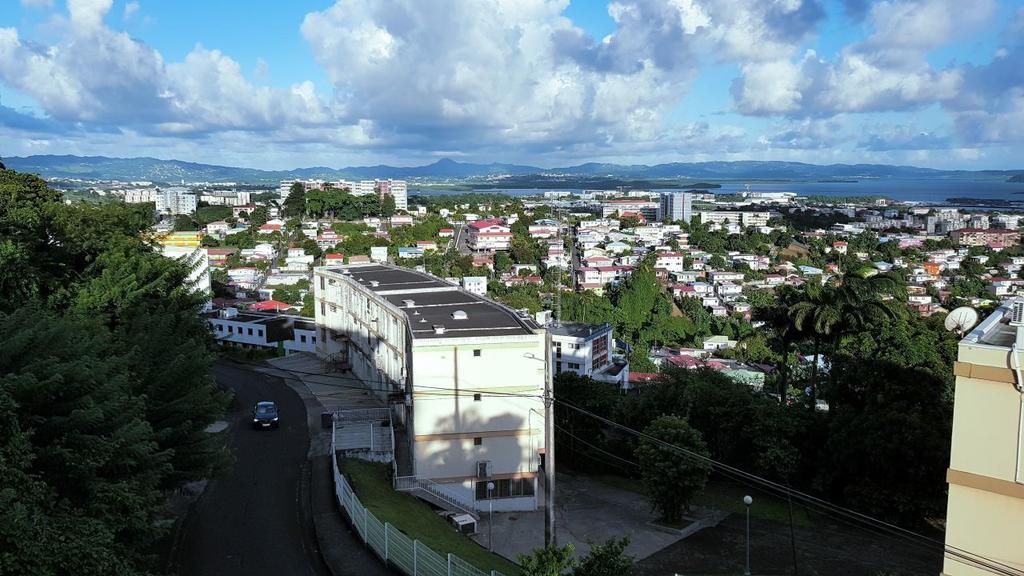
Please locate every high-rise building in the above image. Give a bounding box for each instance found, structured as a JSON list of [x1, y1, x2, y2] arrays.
[[659, 192, 693, 223], [943, 302, 1024, 575], [314, 264, 547, 511], [155, 188, 198, 215], [376, 179, 408, 211]]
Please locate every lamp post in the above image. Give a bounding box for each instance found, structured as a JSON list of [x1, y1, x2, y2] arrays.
[[487, 481, 495, 551], [744, 495, 753, 576]]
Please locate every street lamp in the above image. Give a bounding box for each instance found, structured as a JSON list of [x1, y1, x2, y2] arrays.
[[743, 495, 753, 576], [487, 481, 495, 551]]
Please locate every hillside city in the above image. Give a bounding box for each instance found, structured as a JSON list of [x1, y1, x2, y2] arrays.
[[4, 159, 1023, 575], [2, 1, 1024, 575]]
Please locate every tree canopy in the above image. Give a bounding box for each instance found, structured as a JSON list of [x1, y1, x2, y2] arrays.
[[0, 167, 228, 575]]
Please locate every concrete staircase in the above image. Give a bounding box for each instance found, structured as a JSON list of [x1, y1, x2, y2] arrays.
[[394, 476, 478, 519]]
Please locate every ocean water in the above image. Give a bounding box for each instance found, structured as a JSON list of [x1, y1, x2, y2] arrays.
[[412, 179, 1024, 204]]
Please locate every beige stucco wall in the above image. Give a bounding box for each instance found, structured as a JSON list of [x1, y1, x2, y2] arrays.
[[945, 338, 1024, 576], [411, 336, 546, 482]]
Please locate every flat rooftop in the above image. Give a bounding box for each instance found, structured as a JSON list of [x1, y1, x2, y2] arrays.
[[548, 322, 611, 339], [323, 264, 539, 340]]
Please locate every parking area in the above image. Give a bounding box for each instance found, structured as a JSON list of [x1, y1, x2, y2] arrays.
[[476, 473, 726, 563]]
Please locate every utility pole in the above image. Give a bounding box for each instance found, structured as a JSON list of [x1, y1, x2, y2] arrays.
[[543, 330, 556, 547]]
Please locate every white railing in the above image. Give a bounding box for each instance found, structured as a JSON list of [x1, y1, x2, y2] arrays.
[[335, 407, 392, 422], [332, 423, 506, 576], [393, 476, 478, 519]]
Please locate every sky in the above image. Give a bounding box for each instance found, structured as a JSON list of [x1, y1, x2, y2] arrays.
[[1, 0, 1022, 170]]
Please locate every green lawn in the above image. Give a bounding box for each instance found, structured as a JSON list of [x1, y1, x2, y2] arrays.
[[593, 475, 811, 527], [340, 459, 521, 576]]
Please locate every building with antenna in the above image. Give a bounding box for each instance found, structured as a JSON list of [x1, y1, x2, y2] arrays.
[[313, 263, 548, 512], [943, 300, 1024, 575]]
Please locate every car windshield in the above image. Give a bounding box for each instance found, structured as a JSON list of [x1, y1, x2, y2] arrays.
[[256, 405, 276, 415]]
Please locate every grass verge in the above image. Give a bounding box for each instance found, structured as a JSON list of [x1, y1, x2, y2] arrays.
[[340, 458, 521, 576]]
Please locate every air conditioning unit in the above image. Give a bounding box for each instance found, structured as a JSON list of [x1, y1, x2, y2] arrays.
[[476, 461, 491, 478], [1012, 299, 1024, 326]]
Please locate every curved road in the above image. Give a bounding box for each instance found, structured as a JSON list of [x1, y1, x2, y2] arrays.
[[177, 362, 329, 576]]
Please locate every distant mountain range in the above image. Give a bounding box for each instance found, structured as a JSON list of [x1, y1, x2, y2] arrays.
[[3, 154, 1022, 184]]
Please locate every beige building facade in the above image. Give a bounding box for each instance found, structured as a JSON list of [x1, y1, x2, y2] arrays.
[[945, 302, 1024, 575], [313, 264, 547, 512]]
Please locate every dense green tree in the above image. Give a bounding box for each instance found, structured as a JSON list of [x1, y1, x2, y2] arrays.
[[0, 167, 229, 574], [519, 544, 577, 576], [173, 214, 198, 231], [494, 251, 513, 273], [380, 193, 396, 218], [635, 415, 711, 523], [194, 205, 232, 225], [0, 310, 168, 575], [574, 538, 634, 576], [283, 182, 306, 218]]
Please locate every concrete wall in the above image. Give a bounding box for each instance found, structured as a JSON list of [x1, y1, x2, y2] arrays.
[[410, 335, 545, 502], [943, 336, 1024, 576]]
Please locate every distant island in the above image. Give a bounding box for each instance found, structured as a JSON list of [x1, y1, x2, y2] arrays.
[[1010, 174, 1024, 183], [817, 179, 858, 183], [947, 197, 1024, 207]]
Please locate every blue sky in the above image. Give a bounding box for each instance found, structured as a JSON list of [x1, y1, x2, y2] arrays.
[[1, 0, 1022, 169]]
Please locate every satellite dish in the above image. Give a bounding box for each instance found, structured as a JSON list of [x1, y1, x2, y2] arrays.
[[945, 307, 979, 335]]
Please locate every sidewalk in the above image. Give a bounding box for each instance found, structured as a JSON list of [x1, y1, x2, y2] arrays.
[[259, 355, 395, 576]]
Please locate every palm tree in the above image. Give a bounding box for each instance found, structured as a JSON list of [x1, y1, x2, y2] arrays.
[[790, 270, 905, 404], [752, 286, 803, 404]]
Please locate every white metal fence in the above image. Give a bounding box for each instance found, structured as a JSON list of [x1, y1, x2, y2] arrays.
[[331, 422, 507, 576]]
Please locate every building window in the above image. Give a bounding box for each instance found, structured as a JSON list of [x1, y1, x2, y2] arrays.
[[228, 325, 233, 333], [473, 393, 482, 402], [300, 335, 307, 343], [320, 276, 325, 290], [321, 302, 326, 315], [475, 478, 535, 500], [247, 328, 253, 336], [473, 349, 481, 357], [312, 337, 317, 344], [258, 329, 263, 337], [474, 437, 483, 446], [217, 324, 224, 332]]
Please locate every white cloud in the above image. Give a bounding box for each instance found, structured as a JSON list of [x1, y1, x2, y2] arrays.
[[124, 1, 140, 19], [0, 0, 332, 135], [732, 0, 995, 116], [19, 0, 53, 7]]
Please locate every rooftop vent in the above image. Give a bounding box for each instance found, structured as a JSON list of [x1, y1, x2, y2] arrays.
[[369, 280, 380, 287], [451, 310, 468, 320], [433, 324, 446, 335], [403, 299, 416, 308], [419, 318, 428, 323]]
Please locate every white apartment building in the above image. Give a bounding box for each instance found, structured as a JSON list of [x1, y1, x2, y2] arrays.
[[155, 188, 198, 215], [659, 191, 693, 223], [200, 190, 252, 206], [466, 219, 512, 251], [601, 200, 659, 221], [314, 264, 548, 512], [208, 308, 317, 354], [548, 322, 629, 388], [124, 188, 158, 203], [462, 276, 487, 296], [655, 252, 686, 273], [698, 211, 772, 228]]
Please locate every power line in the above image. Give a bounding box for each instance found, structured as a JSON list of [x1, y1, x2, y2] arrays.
[[554, 398, 1024, 576], [247, 359, 1022, 575]]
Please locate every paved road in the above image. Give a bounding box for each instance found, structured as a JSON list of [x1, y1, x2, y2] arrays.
[[177, 362, 330, 576], [453, 223, 471, 255]]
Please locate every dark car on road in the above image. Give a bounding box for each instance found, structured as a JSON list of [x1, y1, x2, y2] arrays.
[[252, 401, 279, 429]]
